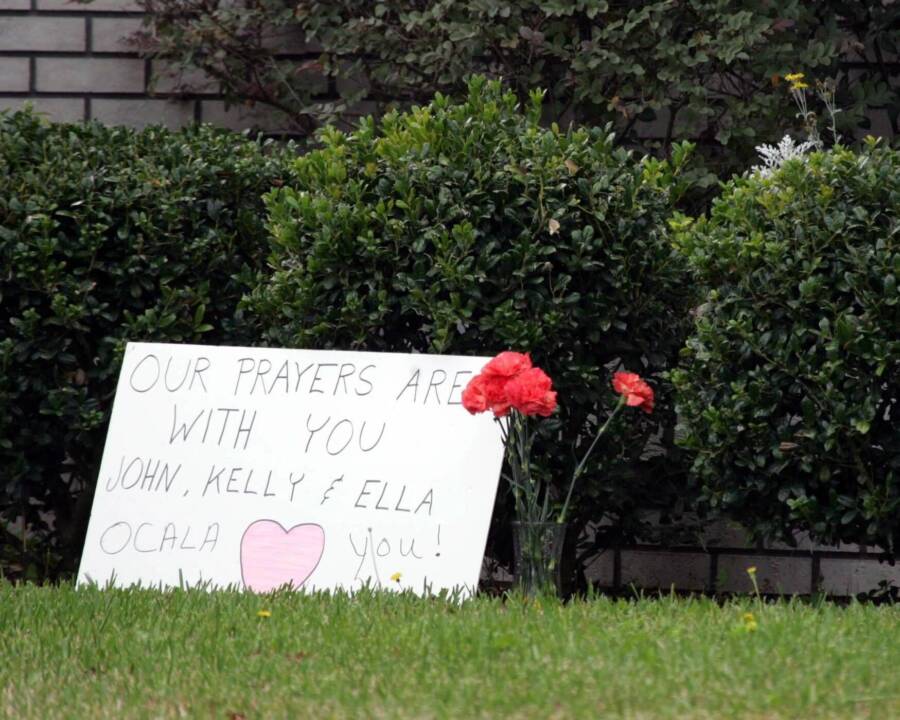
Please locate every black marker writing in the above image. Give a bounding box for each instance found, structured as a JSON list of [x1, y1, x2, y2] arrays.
[[202, 465, 276, 498], [289, 472, 305, 502], [447, 371, 472, 405], [424, 369, 447, 404], [309, 363, 338, 394], [399, 537, 423, 559], [356, 364, 375, 396], [321, 475, 343, 505], [349, 531, 372, 583], [232, 357, 377, 396], [326, 419, 353, 455], [129, 353, 210, 394], [353, 480, 434, 515], [304, 414, 387, 455], [169, 405, 256, 450], [347, 527, 438, 584], [249, 358, 273, 395], [105, 456, 180, 493], [358, 421, 386, 452], [99, 521, 218, 555], [368, 528, 382, 584], [305, 414, 330, 453], [395, 367, 456, 404]]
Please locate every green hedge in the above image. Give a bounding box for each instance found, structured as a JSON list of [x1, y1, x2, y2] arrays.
[[13, 83, 895, 581], [251, 78, 699, 570], [671, 141, 900, 553], [0, 110, 295, 578]]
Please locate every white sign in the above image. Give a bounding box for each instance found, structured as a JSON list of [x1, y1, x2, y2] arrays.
[[77, 342, 504, 596]]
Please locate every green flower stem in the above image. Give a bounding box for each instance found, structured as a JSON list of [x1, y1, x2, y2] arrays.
[[505, 411, 545, 524], [498, 416, 526, 522], [558, 395, 627, 525]]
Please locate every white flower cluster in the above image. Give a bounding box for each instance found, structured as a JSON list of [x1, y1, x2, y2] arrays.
[[751, 134, 819, 177]]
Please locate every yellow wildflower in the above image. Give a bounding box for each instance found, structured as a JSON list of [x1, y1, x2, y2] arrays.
[[784, 72, 809, 90], [746, 566, 757, 576], [390, 572, 402, 583], [740, 611, 758, 632], [257, 609, 272, 618]]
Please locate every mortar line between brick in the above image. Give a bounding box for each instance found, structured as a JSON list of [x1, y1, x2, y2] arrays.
[[621, 543, 891, 562], [0, 51, 141, 58], [85, 15, 92, 54], [0, 91, 225, 100], [1, 50, 320, 60], [0, 10, 145, 17]]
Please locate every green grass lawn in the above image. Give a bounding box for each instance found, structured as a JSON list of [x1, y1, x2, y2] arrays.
[[1, 584, 898, 719]]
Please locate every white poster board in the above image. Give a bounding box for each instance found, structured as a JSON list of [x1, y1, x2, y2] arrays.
[[77, 343, 504, 597]]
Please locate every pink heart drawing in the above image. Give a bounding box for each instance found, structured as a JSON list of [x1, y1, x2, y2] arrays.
[[240, 520, 325, 592]]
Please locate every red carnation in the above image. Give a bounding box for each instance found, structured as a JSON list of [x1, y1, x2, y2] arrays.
[[481, 351, 532, 380], [461, 373, 512, 417], [612, 371, 654, 414], [461, 374, 490, 415], [506, 367, 558, 417], [482, 375, 513, 417]]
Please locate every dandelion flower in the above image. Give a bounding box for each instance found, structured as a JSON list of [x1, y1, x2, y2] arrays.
[[739, 611, 758, 632], [257, 609, 272, 618], [390, 572, 402, 583]]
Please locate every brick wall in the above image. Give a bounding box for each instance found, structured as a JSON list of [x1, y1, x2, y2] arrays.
[[3, 2, 899, 598], [2, 2, 897, 142], [0, 0, 300, 132]]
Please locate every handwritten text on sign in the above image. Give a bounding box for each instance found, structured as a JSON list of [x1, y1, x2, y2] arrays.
[[77, 343, 504, 596]]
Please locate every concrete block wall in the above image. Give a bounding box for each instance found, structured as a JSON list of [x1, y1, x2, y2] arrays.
[[480, 517, 900, 599], [581, 519, 900, 598], [0, 0, 305, 132]]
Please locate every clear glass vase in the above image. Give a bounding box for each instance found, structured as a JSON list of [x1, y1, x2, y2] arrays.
[[511, 521, 567, 597]]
